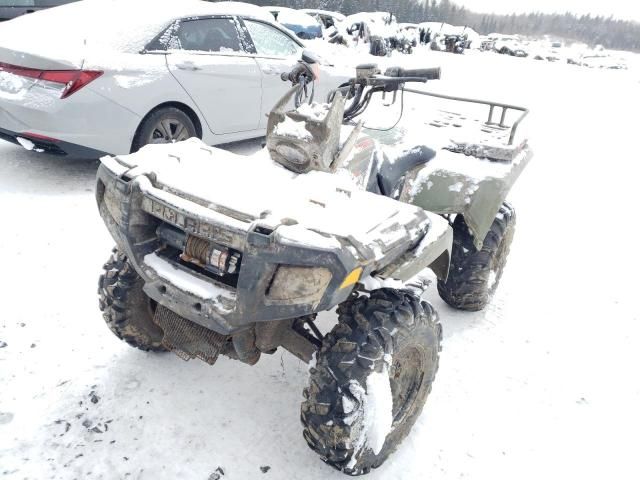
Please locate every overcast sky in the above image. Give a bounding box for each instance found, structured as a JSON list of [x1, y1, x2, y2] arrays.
[[456, 0, 640, 22]]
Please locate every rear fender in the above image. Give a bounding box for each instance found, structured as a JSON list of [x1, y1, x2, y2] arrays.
[[400, 146, 533, 249]]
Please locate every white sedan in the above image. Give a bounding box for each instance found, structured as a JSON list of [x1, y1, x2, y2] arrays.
[[0, 0, 349, 158]]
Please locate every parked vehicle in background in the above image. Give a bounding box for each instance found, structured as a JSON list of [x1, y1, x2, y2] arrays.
[[422, 22, 479, 50], [300, 8, 344, 30], [443, 34, 468, 54], [344, 11, 400, 57], [492, 34, 528, 57], [479, 36, 495, 51], [301, 8, 346, 44], [264, 6, 322, 40], [0, 0, 76, 21], [398, 23, 419, 53], [0, 0, 348, 158]]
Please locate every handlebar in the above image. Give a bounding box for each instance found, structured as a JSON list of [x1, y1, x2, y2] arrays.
[[279, 58, 442, 122], [385, 67, 441, 81]]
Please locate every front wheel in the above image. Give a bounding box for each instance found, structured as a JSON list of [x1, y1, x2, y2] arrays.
[[301, 289, 442, 475], [98, 248, 166, 352], [437, 203, 517, 311]]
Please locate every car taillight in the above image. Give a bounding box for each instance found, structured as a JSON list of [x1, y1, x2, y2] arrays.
[[0, 62, 103, 99]]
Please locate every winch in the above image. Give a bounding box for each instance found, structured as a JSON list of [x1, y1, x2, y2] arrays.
[[156, 223, 240, 276]]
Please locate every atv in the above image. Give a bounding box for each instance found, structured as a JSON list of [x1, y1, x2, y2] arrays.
[[96, 52, 532, 475]]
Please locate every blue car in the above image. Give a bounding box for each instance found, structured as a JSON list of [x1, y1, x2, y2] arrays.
[[265, 6, 322, 40]]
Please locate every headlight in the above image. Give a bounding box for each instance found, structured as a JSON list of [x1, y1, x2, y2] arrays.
[[266, 266, 332, 306]]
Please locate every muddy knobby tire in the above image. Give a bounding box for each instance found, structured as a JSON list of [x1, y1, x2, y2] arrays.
[[438, 203, 517, 312], [98, 248, 166, 352], [301, 289, 442, 475]]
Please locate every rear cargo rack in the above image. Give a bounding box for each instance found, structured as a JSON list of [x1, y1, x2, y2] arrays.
[[404, 88, 529, 145]]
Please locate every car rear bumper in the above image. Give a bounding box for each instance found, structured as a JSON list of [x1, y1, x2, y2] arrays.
[[0, 126, 108, 159], [0, 81, 141, 156]]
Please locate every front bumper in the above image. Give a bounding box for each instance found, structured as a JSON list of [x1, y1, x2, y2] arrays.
[[96, 161, 364, 335]]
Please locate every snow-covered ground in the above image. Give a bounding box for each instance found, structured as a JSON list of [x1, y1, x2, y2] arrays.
[[1, 49, 640, 480]]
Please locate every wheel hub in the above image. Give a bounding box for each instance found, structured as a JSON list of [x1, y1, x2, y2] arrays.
[[389, 346, 425, 425], [150, 118, 190, 145]]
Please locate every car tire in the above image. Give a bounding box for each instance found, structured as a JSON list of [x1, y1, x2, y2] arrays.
[[437, 203, 517, 312], [98, 248, 166, 352], [131, 107, 198, 153], [301, 289, 441, 475]]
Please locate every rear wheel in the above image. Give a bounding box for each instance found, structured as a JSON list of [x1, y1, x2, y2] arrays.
[[437, 203, 516, 311], [301, 289, 441, 475], [132, 107, 197, 152], [98, 248, 166, 352]]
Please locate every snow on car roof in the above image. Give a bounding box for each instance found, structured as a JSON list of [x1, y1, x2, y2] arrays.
[[300, 9, 346, 22], [345, 11, 397, 25], [263, 6, 320, 29], [0, 0, 272, 67]]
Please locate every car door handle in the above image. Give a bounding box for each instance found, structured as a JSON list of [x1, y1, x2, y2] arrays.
[[176, 62, 202, 71]]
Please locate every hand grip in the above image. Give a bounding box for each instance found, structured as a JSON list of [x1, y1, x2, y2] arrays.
[[397, 67, 441, 80]]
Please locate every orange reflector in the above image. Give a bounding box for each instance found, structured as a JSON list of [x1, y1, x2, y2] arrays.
[[340, 267, 363, 289]]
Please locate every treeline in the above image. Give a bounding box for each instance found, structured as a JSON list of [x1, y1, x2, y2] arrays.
[[241, 0, 640, 51]]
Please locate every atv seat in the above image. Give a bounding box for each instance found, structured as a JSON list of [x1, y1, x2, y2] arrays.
[[376, 145, 436, 198]]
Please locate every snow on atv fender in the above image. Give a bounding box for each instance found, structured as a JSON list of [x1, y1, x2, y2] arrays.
[[96, 139, 452, 335], [361, 109, 533, 249]]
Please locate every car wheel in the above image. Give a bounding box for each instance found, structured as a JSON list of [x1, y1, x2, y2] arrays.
[[132, 107, 198, 152]]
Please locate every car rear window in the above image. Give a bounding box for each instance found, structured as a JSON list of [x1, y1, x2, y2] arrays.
[[173, 18, 243, 53]]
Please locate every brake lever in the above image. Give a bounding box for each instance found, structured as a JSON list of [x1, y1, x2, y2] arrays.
[[381, 90, 398, 106]]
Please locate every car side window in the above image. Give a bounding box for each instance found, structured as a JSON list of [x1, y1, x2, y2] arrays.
[[172, 18, 243, 53], [244, 20, 300, 57]]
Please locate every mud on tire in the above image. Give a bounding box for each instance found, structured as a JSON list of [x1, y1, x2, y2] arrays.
[[98, 248, 165, 352], [437, 203, 516, 312], [301, 289, 442, 475]]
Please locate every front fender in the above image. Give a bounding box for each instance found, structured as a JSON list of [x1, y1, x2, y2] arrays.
[[377, 212, 453, 282]]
